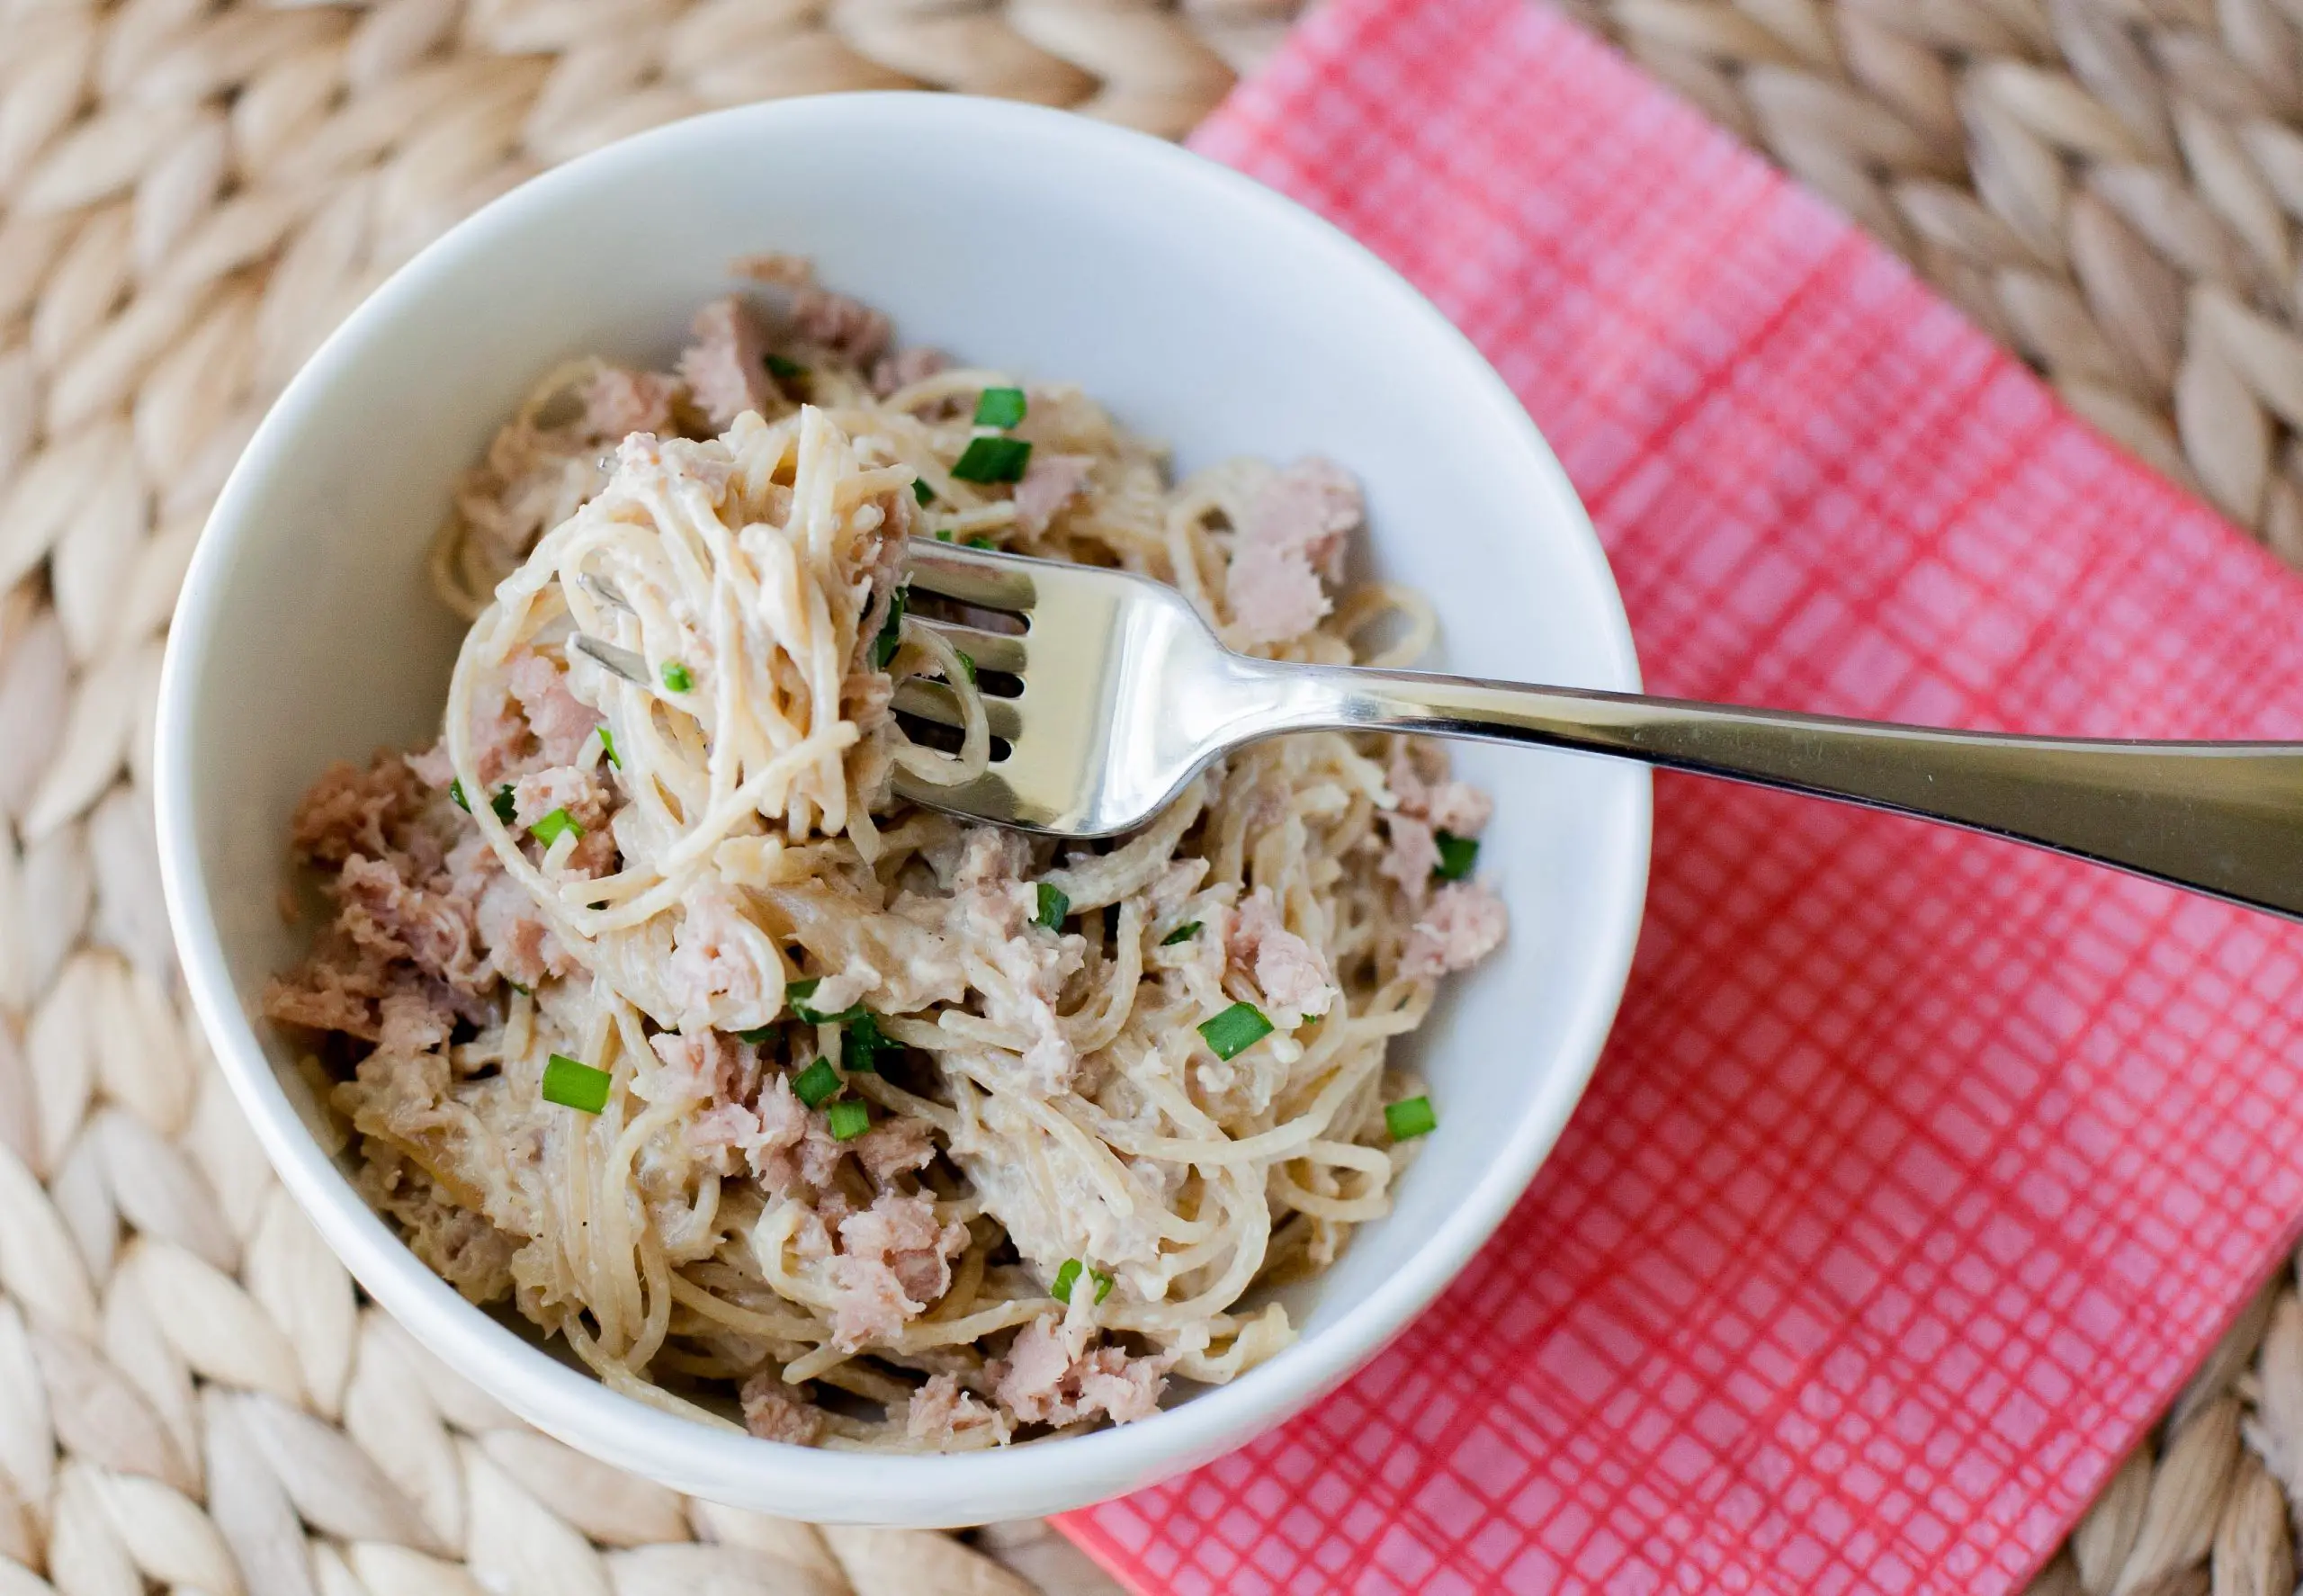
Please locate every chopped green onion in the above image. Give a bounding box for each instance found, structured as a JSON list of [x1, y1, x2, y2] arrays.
[[873, 585, 909, 669], [528, 807, 582, 847], [787, 977, 865, 1027], [954, 650, 976, 686], [765, 352, 809, 381], [935, 528, 953, 542], [1384, 1095, 1438, 1141], [964, 535, 996, 550], [449, 779, 470, 812], [791, 1058, 840, 1107], [596, 726, 619, 768], [505, 979, 531, 996], [1051, 1259, 1115, 1305], [1198, 1001, 1274, 1061], [951, 435, 1032, 483], [973, 387, 1027, 428], [1160, 921, 1202, 946], [826, 1099, 871, 1141], [736, 1026, 775, 1045], [542, 1054, 611, 1114], [491, 785, 517, 826], [1433, 830, 1479, 881], [843, 1014, 896, 1074], [915, 479, 936, 507], [1035, 882, 1069, 930], [661, 660, 693, 693]]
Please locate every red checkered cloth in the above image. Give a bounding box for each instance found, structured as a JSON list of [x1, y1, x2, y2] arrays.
[[1056, 1, 2303, 1592]]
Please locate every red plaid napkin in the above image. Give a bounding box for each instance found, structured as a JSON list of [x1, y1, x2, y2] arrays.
[[1057, 1, 2303, 1591]]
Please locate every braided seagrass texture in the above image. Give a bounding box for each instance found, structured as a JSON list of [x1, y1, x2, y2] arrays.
[[1, 1, 2300, 1593]]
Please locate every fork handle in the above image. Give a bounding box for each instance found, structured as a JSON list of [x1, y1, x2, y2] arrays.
[[1285, 667, 2303, 920]]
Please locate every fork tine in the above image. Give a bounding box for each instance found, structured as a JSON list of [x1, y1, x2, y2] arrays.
[[912, 619, 1026, 675], [903, 540, 1038, 612], [892, 680, 1024, 740]]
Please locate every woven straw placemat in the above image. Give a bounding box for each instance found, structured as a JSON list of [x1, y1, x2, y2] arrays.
[[0, 1, 2297, 1592]]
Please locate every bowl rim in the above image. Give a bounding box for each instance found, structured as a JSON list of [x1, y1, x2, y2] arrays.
[[156, 89, 1651, 1523]]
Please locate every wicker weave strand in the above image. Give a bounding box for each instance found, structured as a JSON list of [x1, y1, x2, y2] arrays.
[[0, 1, 2295, 1592]]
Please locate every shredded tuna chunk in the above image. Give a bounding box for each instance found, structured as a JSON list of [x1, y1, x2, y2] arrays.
[[291, 758, 427, 866], [338, 855, 488, 995], [511, 765, 610, 833], [842, 1192, 967, 1305], [583, 366, 681, 440], [721, 1075, 846, 1196], [264, 963, 381, 1038], [1224, 458, 1364, 645], [871, 345, 948, 398], [948, 829, 1080, 1095], [1246, 457, 1358, 578], [1401, 880, 1509, 980], [677, 297, 777, 431], [1422, 781, 1492, 837], [1381, 813, 1440, 901], [644, 1029, 759, 1108], [1386, 744, 1492, 837], [666, 885, 775, 1030], [1012, 453, 1093, 537], [990, 1317, 1171, 1427], [739, 1370, 825, 1445], [854, 1116, 937, 1185], [505, 647, 600, 767], [907, 1373, 1009, 1447], [792, 286, 891, 366], [474, 868, 569, 989], [823, 1192, 968, 1351], [1227, 888, 1334, 1022], [378, 987, 454, 1054]]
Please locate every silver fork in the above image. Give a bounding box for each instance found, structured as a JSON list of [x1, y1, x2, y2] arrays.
[[888, 540, 2303, 922]]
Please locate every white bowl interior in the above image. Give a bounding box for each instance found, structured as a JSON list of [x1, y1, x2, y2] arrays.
[[158, 94, 1649, 1526]]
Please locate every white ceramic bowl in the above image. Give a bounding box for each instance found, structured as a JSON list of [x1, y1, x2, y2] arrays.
[[156, 93, 1650, 1527]]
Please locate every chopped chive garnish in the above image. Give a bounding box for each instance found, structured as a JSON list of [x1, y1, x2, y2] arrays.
[[964, 535, 996, 550], [449, 779, 470, 812], [1051, 1259, 1115, 1305], [661, 660, 693, 693], [1198, 1001, 1274, 1061], [914, 479, 936, 507], [873, 585, 909, 669], [973, 387, 1027, 428], [951, 435, 1032, 483], [843, 1014, 895, 1074], [1433, 830, 1479, 881], [1384, 1095, 1438, 1141], [765, 353, 808, 381], [1035, 883, 1069, 930], [491, 785, 517, 826], [826, 1098, 871, 1141], [1160, 921, 1202, 946], [737, 1026, 775, 1045], [954, 650, 976, 686], [791, 1058, 840, 1107], [529, 807, 582, 847], [505, 979, 531, 996], [787, 977, 865, 1027], [935, 528, 953, 541], [597, 726, 619, 768], [542, 1054, 611, 1114]]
